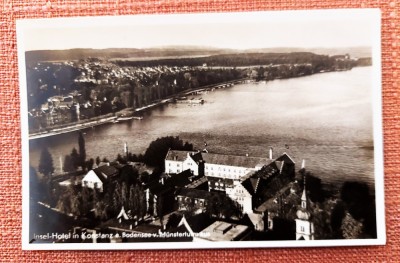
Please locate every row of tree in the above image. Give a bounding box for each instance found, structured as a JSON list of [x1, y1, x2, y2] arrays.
[[115, 52, 356, 70]]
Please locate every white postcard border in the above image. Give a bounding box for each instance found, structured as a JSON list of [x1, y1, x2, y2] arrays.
[[17, 9, 385, 250]]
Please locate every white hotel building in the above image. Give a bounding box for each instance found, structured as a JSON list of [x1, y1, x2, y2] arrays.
[[165, 150, 271, 180]]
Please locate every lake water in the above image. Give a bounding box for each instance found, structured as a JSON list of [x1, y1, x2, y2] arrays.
[[29, 67, 376, 188]]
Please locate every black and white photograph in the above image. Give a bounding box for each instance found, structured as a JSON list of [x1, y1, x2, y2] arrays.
[[18, 9, 385, 250]]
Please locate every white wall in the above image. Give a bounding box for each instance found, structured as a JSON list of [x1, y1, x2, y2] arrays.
[[165, 160, 183, 174], [82, 170, 103, 192]]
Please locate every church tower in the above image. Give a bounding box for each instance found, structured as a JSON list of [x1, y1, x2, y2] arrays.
[[295, 169, 315, 240]]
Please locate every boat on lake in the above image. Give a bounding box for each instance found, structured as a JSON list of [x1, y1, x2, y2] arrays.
[[117, 116, 134, 121], [174, 97, 204, 104]]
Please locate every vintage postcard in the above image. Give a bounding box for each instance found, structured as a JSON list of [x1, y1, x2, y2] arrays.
[[17, 9, 385, 250]]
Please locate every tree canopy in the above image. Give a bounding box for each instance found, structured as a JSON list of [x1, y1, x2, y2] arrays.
[[143, 136, 193, 168], [38, 147, 54, 177]]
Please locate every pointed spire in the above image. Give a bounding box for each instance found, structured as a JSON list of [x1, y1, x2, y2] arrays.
[[301, 173, 307, 209]]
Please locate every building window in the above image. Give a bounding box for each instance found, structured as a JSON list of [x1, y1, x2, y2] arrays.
[[301, 226, 305, 232]]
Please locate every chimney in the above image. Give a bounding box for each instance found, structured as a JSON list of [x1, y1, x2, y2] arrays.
[[301, 159, 306, 169], [124, 142, 128, 154], [269, 147, 273, 160]]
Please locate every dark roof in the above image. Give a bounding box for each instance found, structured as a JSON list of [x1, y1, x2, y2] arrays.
[[276, 153, 295, 164], [165, 150, 271, 168], [148, 182, 174, 196], [165, 170, 193, 188], [180, 213, 215, 233], [88, 165, 119, 183], [185, 176, 208, 189], [175, 188, 210, 200], [165, 150, 196, 161], [190, 152, 203, 164], [242, 176, 272, 198], [207, 176, 234, 186], [254, 196, 280, 213], [93, 165, 119, 179], [253, 162, 280, 180], [242, 177, 259, 195]]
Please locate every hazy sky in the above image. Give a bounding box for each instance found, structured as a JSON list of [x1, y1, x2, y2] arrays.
[[18, 9, 380, 51]]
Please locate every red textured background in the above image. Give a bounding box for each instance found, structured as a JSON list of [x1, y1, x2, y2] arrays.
[[1, 0, 399, 262]]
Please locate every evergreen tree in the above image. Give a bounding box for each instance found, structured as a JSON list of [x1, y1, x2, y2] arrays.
[[63, 155, 74, 173], [130, 185, 141, 218], [81, 187, 91, 215], [70, 148, 80, 170], [121, 182, 128, 208], [143, 136, 193, 168], [78, 132, 86, 169], [138, 186, 147, 220], [38, 147, 54, 177], [95, 156, 101, 166], [116, 153, 125, 164], [112, 182, 122, 214], [70, 192, 82, 217], [86, 158, 94, 171]]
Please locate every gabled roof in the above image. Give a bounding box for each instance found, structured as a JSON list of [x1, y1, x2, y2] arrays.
[[249, 178, 260, 193], [242, 177, 259, 195], [165, 150, 272, 169], [189, 152, 203, 164], [178, 213, 215, 233], [207, 176, 235, 187], [254, 197, 280, 213], [185, 176, 208, 189], [117, 206, 131, 221], [253, 162, 280, 180], [276, 152, 295, 164], [165, 150, 196, 162], [242, 176, 271, 198], [202, 153, 270, 168], [175, 188, 210, 200], [93, 165, 119, 181]]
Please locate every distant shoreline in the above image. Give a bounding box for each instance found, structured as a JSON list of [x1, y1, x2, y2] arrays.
[[28, 79, 246, 140], [28, 65, 363, 140]]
